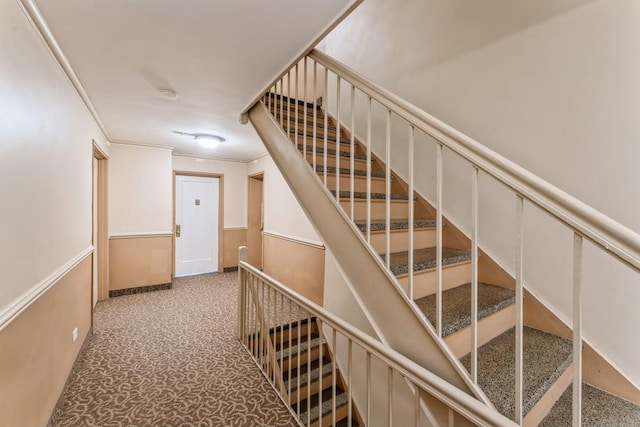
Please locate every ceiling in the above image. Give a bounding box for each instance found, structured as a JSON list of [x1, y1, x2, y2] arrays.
[[34, 0, 354, 161]]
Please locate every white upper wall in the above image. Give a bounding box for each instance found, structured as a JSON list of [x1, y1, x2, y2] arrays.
[[109, 144, 173, 235], [0, 0, 108, 319], [172, 155, 248, 229], [325, 0, 640, 384], [248, 155, 321, 245]]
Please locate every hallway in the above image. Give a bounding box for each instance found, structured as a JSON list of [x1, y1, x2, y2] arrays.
[[49, 273, 295, 426]]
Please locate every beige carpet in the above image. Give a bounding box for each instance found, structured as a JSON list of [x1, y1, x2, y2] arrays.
[[49, 272, 295, 426]]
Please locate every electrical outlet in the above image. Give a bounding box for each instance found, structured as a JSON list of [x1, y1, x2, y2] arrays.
[[72, 327, 78, 343]]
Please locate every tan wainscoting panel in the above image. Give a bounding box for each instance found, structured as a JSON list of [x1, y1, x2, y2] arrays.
[[109, 235, 172, 291], [223, 228, 247, 269], [263, 233, 325, 306], [0, 257, 91, 427]]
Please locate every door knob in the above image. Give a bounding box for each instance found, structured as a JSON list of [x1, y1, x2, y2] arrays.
[[175, 224, 181, 237]]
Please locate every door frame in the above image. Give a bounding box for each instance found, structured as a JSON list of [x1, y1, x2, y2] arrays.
[[172, 171, 224, 276], [92, 141, 109, 305], [247, 172, 264, 269]]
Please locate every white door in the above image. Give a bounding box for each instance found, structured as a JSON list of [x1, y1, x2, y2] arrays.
[[175, 175, 219, 277], [92, 157, 99, 307]]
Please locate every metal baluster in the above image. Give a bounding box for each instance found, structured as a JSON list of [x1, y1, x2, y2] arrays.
[[385, 109, 391, 269], [312, 60, 318, 171], [388, 366, 394, 426], [303, 57, 308, 160], [515, 195, 524, 424], [332, 329, 337, 427], [573, 233, 583, 427], [336, 77, 341, 202], [350, 85, 355, 221], [366, 97, 372, 244], [348, 339, 353, 426], [323, 68, 329, 186], [408, 125, 415, 299], [471, 166, 479, 384], [366, 351, 371, 426], [436, 144, 443, 337]]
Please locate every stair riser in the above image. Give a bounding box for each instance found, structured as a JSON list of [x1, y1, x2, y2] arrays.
[[274, 113, 328, 128], [280, 347, 322, 371], [368, 228, 436, 254], [284, 122, 337, 137], [523, 363, 574, 426], [446, 304, 516, 359], [289, 374, 333, 405], [340, 199, 413, 221], [305, 152, 369, 170], [324, 173, 387, 193], [398, 261, 472, 300]]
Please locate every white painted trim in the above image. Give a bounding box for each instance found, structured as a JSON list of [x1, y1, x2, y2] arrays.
[[172, 153, 251, 165], [224, 227, 248, 231], [246, 152, 271, 163], [110, 141, 175, 151], [0, 246, 93, 333], [109, 232, 173, 239], [17, 0, 111, 145], [262, 230, 324, 250]]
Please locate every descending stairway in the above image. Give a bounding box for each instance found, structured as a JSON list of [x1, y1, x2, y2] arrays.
[[251, 317, 361, 426], [265, 95, 640, 425]]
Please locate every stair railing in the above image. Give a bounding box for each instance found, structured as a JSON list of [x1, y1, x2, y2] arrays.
[[249, 48, 640, 426], [237, 247, 517, 427]]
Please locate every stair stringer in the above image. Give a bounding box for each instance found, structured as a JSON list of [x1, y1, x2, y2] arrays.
[[248, 101, 488, 404]]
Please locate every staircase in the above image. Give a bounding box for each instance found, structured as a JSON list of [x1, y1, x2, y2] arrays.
[[249, 317, 361, 426], [263, 93, 640, 426]]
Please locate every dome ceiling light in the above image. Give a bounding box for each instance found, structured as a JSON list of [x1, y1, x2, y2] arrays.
[[173, 131, 225, 149]]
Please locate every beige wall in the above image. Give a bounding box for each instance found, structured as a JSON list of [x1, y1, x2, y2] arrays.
[[0, 0, 108, 323], [0, 257, 92, 426], [109, 236, 172, 290], [109, 143, 173, 235], [223, 228, 247, 269], [263, 233, 325, 305], [326, 0, 640, 385]]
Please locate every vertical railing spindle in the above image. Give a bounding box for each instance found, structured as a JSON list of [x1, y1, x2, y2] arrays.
[[388, 366, 394, 427], [323, 68, 329, 186], [287, 71, 291, 141], [515, 194, 524, 424], [348, 339, 353, 426], [303, 57, 308, 161], [366, 351, 371, 426], [312, 60, 318, 171], [350, 85, 356, 220], [335, 77, 341, 202], [332, 329, 337, 427], [366, 96, 372, 244], [307, 313, 312, 427], [471, 166, 479, 384], [408, 125, 415, 299], [295, 64, 299, 150], [573, 233, 583, 427], [436, 144, 443, 337], [385, 109, 391, 269]]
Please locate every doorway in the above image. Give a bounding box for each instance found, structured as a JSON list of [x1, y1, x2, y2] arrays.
[[247, 173, 264, 269], [174, 174, 222, 277], [92, 142, 109, 307]]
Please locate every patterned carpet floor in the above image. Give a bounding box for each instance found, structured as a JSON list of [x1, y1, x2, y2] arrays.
[[49, 272, 296, 427]]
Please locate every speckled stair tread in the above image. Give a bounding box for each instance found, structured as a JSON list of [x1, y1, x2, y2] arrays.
[[385, 247, 472, 275], [275, 337, 324, 360], [289, 128, 351, 145], [300, 392, 349, 425], [414, 282, 515, 337], [330, 190, 411, 200], [297, 144, 369, 160], [355, 219, 438, 232], [287, 362, 334, 390], [315, 165, 386, 178], [460, 327, 572, 421], [541, 383, 640, 426]]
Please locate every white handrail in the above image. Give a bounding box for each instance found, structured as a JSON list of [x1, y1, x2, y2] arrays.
[[239, 259, 518, 427], [308, 49, 640, 273]]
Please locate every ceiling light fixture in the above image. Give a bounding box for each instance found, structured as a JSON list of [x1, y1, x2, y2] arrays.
[[159, 89, 179, 100], [173, 131, 225, 149]]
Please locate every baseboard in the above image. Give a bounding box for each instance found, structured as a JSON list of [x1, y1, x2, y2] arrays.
[[109, 282, 172, 298], [223, 267, 239, 273]]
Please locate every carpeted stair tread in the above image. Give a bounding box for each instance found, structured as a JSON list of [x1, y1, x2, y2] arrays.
[[300, 391, 350, 425], [414, 283, 515, 337], [298, 144, 369, 161], [540, 383, 640, 426], [386, 247, 472, 275], [355, 219, 438, 232], [315, 165, 386, 178], [460, 327, 572, 420], [275, 337, 324, 360], [330, 190, 411, 200], [287, 362, 334, 390]]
